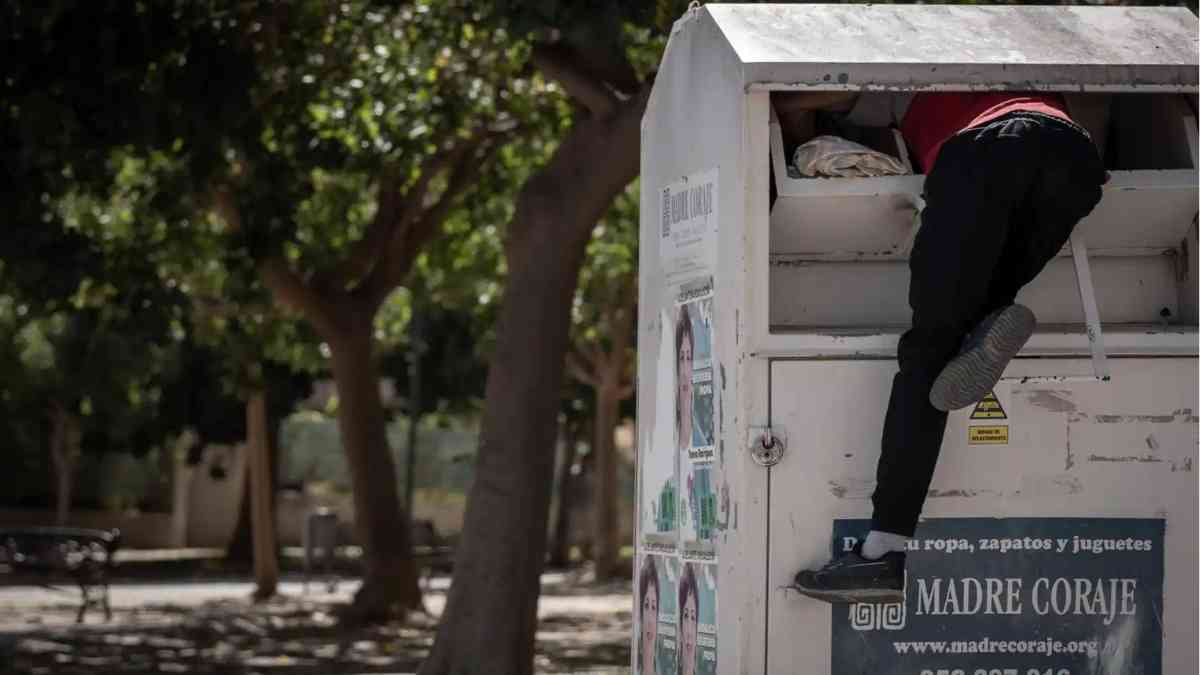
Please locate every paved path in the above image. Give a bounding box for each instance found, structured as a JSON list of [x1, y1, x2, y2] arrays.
[[0, 572, 633, 673], [0, 572, 629, 625]]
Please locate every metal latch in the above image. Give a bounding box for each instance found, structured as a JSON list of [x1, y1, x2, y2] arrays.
[[748, 426, 787, 467]]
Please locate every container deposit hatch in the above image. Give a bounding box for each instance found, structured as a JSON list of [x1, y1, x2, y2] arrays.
[[635, 5, 1197, 675]]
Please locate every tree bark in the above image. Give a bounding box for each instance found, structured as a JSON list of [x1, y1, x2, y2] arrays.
[[591, 376, 622, 579], [228, 409, 284, 563], [170, 430, 197, 549], [326, 311, 422, 621], [246, 390, 279, 600], [547, 418, 580, 569], [404, 306, 423, 523], [48, 405, 80, 527], [589, 287, 635, 580], [420, 86, 648, 675], [226, 460, 254, 563]]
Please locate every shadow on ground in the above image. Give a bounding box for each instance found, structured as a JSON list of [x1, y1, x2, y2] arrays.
[[0, 575, 632, 674]]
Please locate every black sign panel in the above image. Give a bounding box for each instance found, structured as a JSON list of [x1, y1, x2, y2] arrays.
[[831, 518, 1164, 675]]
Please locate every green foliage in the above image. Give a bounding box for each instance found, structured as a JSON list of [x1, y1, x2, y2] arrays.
[[572, 182, 638, 349], [0, 0, 570, 462]]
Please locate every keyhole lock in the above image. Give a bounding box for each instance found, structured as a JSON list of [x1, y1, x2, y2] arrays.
[[748, 426, 787, 467]]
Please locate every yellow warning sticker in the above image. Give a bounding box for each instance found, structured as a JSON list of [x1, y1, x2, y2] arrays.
[[969, 425, 1009, 445], [970, 391, 1008, 420]]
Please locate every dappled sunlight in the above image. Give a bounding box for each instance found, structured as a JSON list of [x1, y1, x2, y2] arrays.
[[1, 575, 632, 674]]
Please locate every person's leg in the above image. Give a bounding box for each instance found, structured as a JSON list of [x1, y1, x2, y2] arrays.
[[983, 118, 1105, 310], [870, 122, 1039, 538], [792, 120, 1042, 603], [928, 115, 1101, 413]]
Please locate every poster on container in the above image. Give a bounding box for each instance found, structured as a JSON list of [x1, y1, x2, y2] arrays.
[[641, 309, 680, 552], [676, 561, 718, 675], [659, 168, 718, 286], [674, 277, 718, 562], [642, 166, 719, 554], [829, 518, 1164, 675], [637, 554, 680, 675]]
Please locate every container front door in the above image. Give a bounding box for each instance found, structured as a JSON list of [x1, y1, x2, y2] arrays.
[[765, 358, 1197, 675]]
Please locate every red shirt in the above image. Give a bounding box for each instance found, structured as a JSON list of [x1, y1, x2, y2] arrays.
[[900, 93, 1073, 173]]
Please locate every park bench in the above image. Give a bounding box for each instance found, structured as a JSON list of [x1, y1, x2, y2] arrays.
[[0, 527, 120, 623]]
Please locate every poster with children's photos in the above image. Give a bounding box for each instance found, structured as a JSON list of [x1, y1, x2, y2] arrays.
[[675, 561, 718, 675], [674, 277, 716, 464], [641, 304, 681, 552], [674, 277, 718, 561], [636, 554, 680, 675]]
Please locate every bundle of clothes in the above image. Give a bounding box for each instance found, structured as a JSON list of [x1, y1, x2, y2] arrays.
[[790, 135, 910, 178]]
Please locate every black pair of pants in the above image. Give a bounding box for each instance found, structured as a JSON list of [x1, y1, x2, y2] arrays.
[[870, 112, 1106, 537]]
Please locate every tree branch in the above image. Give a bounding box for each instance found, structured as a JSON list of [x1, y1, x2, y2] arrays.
[[210, 185, 340, 335], [257, 258, 338, 334], [310, 163, 408, 293], [566, 348, 598, 387], [360, 134, 501, 308], [531, 43, 619, 118], [586, 341, 608, 373], [608, 276, 637, 401]]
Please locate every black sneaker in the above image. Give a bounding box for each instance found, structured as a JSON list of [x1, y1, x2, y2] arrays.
[[929, 304, 1036, 412], [792, 543, 905, 604]]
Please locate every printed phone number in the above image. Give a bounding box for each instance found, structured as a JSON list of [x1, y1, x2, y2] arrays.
[[921, 670, 1071, 675]]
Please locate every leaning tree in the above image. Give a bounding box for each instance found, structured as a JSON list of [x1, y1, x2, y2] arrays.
[[421, 1, 680, 671]]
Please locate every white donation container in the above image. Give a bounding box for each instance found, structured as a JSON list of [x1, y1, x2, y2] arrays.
[[633, 5, 1199, 675]]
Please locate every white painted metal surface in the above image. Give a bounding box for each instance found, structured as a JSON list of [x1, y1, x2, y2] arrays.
[[636, 8, 763, 675], [766, 358, 1198, 673], [637, 5, 1198, 675], [711, 5, 1199, 91], [769, 255, 1182, 328]]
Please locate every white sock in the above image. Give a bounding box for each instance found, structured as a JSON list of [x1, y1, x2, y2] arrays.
[[861, 530, 909, 560]]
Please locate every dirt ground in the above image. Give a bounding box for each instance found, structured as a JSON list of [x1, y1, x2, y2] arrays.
[[0, 571, 633, 674]]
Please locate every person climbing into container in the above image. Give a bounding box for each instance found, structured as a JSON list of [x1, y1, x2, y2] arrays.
[[778, 91, 1108, 603]]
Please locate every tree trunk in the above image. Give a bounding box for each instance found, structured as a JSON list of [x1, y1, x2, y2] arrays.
[[226, 464, 254, 563], [591, 376, 622, 579], [590, 290, 635, 580], [229, 414, 283, 563], [246, 390, 279, 600], [326, 314, 421, 621], [404, 307, 423, 523], [48, 405, 80, 527], [547, 418, 579, 569], [420, 90, 647, 675], [217, 176, 428, 619], [170, 430, 197, 548]]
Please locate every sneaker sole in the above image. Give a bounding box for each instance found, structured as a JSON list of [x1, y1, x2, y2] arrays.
[[790, 584, 904, 605], [929, 305, 1036, 412]]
